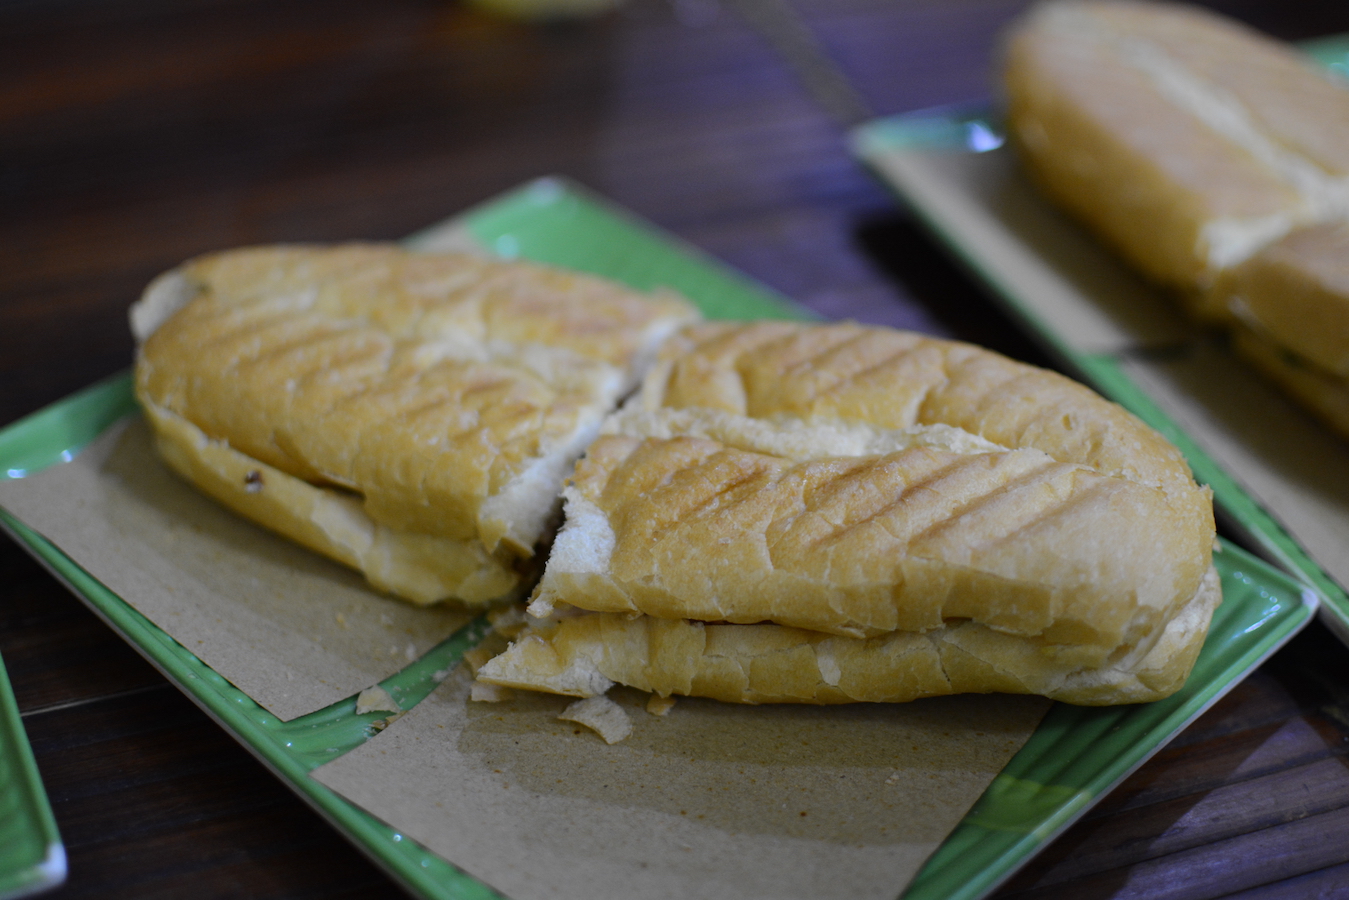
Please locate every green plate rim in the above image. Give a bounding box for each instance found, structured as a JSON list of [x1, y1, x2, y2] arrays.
[[0, 650, 65, 900], [0, 178, 1321, 900]]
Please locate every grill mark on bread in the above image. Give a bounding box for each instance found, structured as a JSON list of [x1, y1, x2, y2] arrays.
[[610, 441, 782, 550], [490, 318, 1217, 704], [905, 457, 1080, 551], [657, 322, 1180, 488], [583, 432, 1138, 637], [819, 452, 1062, 552], [137, 245, 698, 577], [808, 344, 935, 409]]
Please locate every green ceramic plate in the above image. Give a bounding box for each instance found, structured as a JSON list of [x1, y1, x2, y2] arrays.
[[0, 179, 1320, 900], [850, 35, 1349, 659], [0, 650, 65, 899]]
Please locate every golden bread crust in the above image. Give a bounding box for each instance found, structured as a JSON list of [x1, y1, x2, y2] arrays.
[[143, 400, 522, 605], [640, 320, 1202, 494], [537, 421, 1208, 665], [1004, 2, 1304, 296]]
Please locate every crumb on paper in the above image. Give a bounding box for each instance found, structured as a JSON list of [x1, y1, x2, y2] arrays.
[[405, 642, 417, 661], [646, 694, 677, 716], [885, 772, 900, 786], [470, 682, 515, 703], [335, 611, 347, 629], [356, 685, 400, 715], [559, 695, 632, 744], [370, 711, 404, 732]]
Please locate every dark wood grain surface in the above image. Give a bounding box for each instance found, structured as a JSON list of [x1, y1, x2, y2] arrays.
[[3, 1, 1349, 898]]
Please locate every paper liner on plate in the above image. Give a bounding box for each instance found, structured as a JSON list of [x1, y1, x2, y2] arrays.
[[314, 667, 1049, 900], [0, 417, 473, 720]]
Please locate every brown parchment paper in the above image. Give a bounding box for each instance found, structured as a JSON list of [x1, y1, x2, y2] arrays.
[[315, 667, 1049, 900], [0, 416, 474, 720]]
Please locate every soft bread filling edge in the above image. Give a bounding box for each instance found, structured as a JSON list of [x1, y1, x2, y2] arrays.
[[479, 564, 1221, 706]]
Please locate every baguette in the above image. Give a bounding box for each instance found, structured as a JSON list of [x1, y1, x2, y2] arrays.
[[479, 322, 1219, 705], [132, 243, 700, 605], [1004, 0, 1349, 435]]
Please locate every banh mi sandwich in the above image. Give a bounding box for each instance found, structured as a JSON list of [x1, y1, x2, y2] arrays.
[[131, 244, 700, 606], [477, 321, 1220, 706], [1003, 0, 1349, 437]]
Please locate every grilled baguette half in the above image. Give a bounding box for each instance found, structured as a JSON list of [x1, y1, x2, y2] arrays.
[[481, 322, 1218, 704], [132, 243, 699, 605]]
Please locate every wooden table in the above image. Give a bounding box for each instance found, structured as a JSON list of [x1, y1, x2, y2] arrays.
[[4, 1, 1349, 897]]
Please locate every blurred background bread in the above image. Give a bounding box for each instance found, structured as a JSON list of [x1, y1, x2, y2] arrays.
[[1004, 0, 1349, 436]]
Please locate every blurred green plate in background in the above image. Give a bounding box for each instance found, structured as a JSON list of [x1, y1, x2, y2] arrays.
[[0, 649, 65, 900]]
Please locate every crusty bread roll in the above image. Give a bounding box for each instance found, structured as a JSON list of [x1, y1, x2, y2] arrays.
[[1004, 0, 1349, 436], [479, 322, 1219, 705], [132, 243, 700, 605]]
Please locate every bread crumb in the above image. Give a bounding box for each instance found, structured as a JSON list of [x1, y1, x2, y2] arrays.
[[370, 711, 404, 732], [355, 685, 400, 714], [885, 771, 900, 786], [470, 682, 515, 703], [646, 694, 677, 716], [559, 695, 632, 744]]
